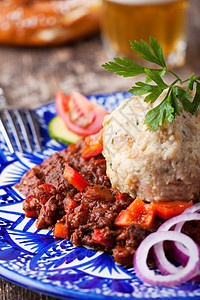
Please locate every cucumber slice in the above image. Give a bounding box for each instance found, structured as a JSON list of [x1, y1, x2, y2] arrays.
[[48, 116, 82, 145]]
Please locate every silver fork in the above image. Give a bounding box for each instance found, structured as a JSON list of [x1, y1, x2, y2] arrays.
[[0, 108, 42, 154]]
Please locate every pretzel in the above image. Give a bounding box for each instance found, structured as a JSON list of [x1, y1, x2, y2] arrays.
[[0, 0, 101, 46]]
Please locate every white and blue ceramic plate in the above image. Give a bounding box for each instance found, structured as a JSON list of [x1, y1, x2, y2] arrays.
[[0, 92, 200, 300]]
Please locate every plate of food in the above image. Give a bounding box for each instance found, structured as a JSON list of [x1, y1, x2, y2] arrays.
[[0, 38, 200, 300]]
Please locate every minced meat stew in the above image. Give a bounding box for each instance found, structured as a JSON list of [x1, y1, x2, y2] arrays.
[[15, 139, 200, 267]]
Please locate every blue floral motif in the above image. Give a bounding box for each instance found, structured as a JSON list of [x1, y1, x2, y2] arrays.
[[0, 92, 200, 300]]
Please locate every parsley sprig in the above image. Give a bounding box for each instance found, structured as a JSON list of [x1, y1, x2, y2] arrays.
[[102, 37, 200, 131]]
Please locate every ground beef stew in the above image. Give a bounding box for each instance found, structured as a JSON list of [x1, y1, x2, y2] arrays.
[[15, 139, 200, 267]]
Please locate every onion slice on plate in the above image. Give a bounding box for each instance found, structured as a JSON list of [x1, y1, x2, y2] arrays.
[[134, 231, 200, 287], [173, 205, 200, 266], [174, 203, 200, 234], [154, 213, 200, 273], [182, 202, 200, 214], [157, 213, 200, 232]]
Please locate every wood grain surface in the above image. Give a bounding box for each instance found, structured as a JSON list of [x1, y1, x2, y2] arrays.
[[0, 0, 200, 299]]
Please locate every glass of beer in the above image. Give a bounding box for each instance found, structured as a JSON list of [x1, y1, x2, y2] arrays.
[[101, 0, 189, 67]]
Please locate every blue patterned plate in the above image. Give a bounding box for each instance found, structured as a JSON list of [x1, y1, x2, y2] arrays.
[[0, 92, 200, 300]]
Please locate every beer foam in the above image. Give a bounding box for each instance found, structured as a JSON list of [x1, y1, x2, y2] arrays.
[[106, 0, 181, 4]]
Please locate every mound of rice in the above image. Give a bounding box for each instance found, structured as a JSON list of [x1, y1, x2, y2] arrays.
[[102, 94, 200, 202]]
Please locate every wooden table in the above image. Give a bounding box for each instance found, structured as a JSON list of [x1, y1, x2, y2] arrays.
[[0, 0, 200, 299]]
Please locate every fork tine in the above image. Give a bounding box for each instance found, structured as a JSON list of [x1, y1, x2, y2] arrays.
[[0, 108, 42, 154], [24, 109, 42, 152], [0, 110, 15, 153], [4, 109, 25, 153], [14, 108, 33, 153]]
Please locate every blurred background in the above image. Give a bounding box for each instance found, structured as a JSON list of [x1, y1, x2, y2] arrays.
[[0, 0, 199, 109], [0, 0, 200, 299]]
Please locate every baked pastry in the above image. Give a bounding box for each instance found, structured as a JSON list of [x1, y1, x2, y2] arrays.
[[0, 0, 102, 46]]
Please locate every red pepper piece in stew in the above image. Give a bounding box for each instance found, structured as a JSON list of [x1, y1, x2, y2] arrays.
[[63, 165, 89, 191], [92, 228, 114, 248], [152, 200, 193, 219], [81, 130, 103, 159], [25, 210, 38, 218], [53, 222, 69, 239], [115, 197, 155, 227]]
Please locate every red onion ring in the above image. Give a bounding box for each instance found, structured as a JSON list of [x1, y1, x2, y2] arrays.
[[153, 241, 182, 275], [173, 204, 200, 266], [157, 213, 200, 232], [134, 231, 200, 287], [173, 241, 190, 267], [153, 213, 200, 275], [175, 203, 200, 234], [190, 270, 200, 282]]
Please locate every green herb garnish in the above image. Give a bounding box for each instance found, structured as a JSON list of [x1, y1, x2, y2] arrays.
[[102, 37, 200, 131]]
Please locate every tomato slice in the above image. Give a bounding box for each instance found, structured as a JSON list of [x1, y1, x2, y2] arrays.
[[81, 130, 103, 159], [55, 91, 108, 136], [68, 92, 95, 127], [63, 165, 89, 191], [152, 200, 193, 219]]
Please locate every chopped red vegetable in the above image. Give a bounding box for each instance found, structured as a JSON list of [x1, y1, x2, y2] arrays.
[[92, 228, 114, 248], [115, 197, 193, 227], [81, 130, 103, 159], [152, 200, 193, 219], [25, 210, 38, 218], [53, 222, 69, 239], [63, 165, 89, 191], [115, 197, 155, 227], [114, 209, 133, 227]]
